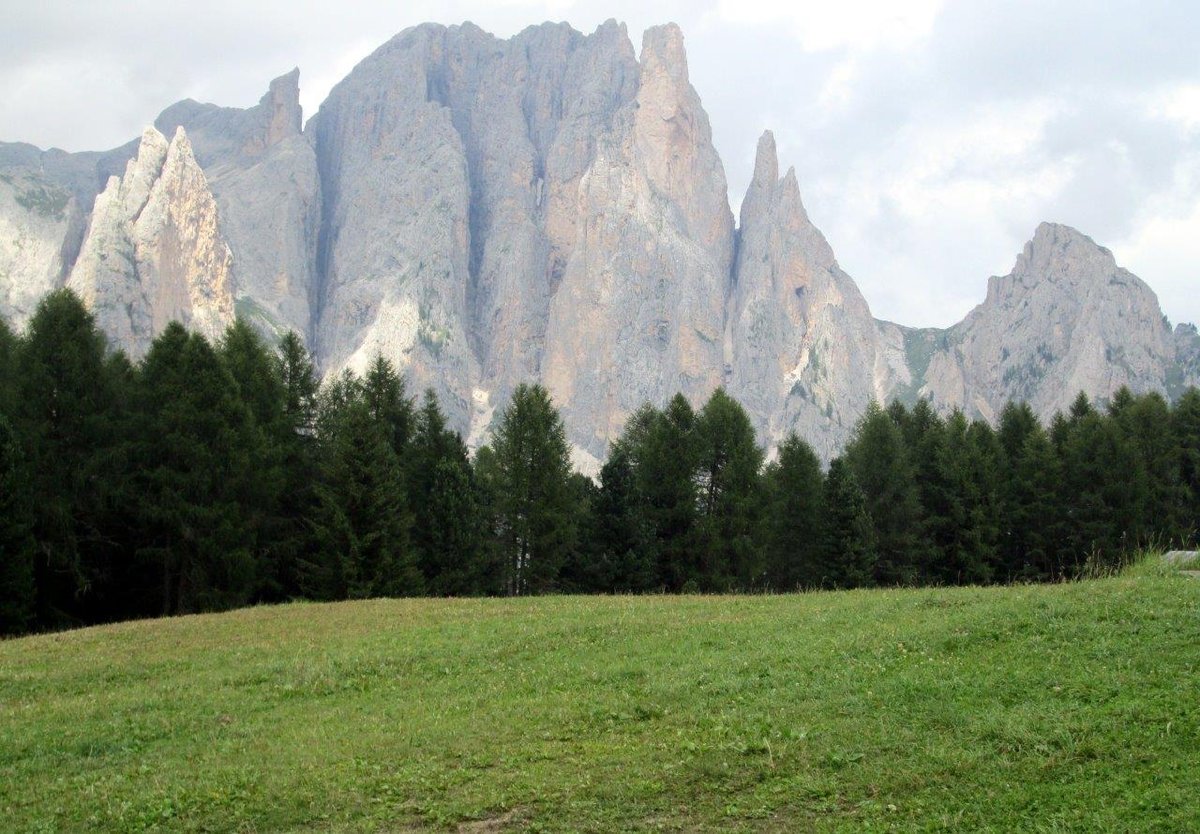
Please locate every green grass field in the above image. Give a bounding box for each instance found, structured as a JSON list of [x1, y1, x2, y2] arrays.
[[2, 560, 1198, 832]]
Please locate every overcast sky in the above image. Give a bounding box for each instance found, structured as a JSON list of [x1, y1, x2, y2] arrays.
[[2, 0, 1197, 328]]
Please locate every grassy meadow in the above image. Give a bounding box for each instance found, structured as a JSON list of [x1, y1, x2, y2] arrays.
[[1, 558, 1197, 832]]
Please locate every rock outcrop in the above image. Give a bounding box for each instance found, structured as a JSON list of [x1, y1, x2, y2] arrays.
[[2, 20, 1196, 467], [155, 70, 319, 341], [67, 127, 235, 357], [897, 223, 1174, 422], [727, 131, 898, 459]]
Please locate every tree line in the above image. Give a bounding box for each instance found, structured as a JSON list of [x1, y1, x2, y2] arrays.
[[2, 290, 1198, 635]]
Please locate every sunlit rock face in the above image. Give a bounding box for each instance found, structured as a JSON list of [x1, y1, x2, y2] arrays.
[[905, 223, 1174, 422], [2, 21, 1194, 469], [67, 127, 235, 358]]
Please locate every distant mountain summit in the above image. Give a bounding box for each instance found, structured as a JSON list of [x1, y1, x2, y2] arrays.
[[0, 21, 1193, 466]]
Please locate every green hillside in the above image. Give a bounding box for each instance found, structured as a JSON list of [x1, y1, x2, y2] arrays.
[[2, 562, 1198, 832]]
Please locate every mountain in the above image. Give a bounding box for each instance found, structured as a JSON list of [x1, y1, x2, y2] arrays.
[[0, 20, 1194, 466]]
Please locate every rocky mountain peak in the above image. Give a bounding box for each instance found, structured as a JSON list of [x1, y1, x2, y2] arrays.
[[751, 130, 779, 187], [640, 23, 688, 82], [263, 68, 302, 145]]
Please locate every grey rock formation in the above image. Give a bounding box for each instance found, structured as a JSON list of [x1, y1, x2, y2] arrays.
[[2, 20, 1195, 469], [898, 223, 1174, 422], [67, 126, 235, 357], [155, 70, 319, 341], [727, 131, 898, 459]]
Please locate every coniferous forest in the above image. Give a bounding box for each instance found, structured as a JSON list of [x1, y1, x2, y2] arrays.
[[2, 289, 1199, 636]]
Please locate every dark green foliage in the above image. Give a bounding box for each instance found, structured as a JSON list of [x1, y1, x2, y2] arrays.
[[134, 326, 264, 615], [491, 383, 577, 595], [411, 391, 488, 595], [633, 396, 700, 591], [844, 402, 925, 585], [820, 458, 877, 588], [762, 433, 825, 590], [692, 389, 764, 589], [4, 285, 1200, 631], [12, 290, 124, 625], [0, 415, 36, 634], [305, 396, 419, 600]]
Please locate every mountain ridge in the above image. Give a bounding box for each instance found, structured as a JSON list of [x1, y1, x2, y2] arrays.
[[0, 20, 1194, 467]]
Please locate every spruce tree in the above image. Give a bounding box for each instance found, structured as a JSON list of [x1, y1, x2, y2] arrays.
[[135, 326, 264, 615], [13, 289, 122, 625], [1007, 427, 1066, 579], [844, 402, 924, 585], [1173, 389, 1200, 542], [692, 389, 764, 589], [589, 443, 656, 592], [491, 383, 577, 595], [306, 397, 420, 599], [762, 433, 825, 590], [0, 415, 36, 634], [631, 396, 699, 591], [362, 354, 415, 457], [821, 458, 877, 588], [411, 390, 487, 595]]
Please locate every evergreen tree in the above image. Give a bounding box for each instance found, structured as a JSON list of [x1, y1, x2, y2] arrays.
[[362, 354, 415, 457], [762, 433, 825, 590], [997, 401, 1039, 462], [134, 326, 265, 615], [692, 389, 764, 589], [13, 289, 123, 625], [0, 415, 36, 634], [1174, 389, 1200, 543], [411, 390, 487, 595], [1006, 427, 1066, 579], [1112, 390, 1186, 542], [632, 396, 700, 591], [305, 397, 420, 599], [0, 317, 17, 417], [821, 458, 877, 588], [844, 402, 924, 585], [491, 383, 577, 595], [588, 443, 656, 592]]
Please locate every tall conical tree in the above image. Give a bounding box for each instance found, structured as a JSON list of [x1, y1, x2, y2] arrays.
[[1174, 389, 1200, 542], [762, 433, 825, 590], [0, 415, 36, 635], [135, 326, 264, 615], [305, 396, 419, 599], [491, 383, 577, 595], [588, 443, 656, 592], [633, 395, 700, 591], [411, 390, 487, 595], [13, 289, 122, 626], [844, 402, 924, 585], [821, 458, 877, 588], [692, 389, 764, 589], [362, 354, 415, 458]]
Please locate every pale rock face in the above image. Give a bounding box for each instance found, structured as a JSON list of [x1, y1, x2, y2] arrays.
[[0, 172, 75, 328], [542, 24, 734, 459], [911, 222, 1173, 421], [1171, 323, 1200, 397], [155, 70, 319, 342], [727, 131, 893, 460], [67, 127, 235, 357]]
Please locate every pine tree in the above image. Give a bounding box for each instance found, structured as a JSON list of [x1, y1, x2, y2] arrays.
[[844, 402, 924, 585], [1113, 391, 1186, 543], [13, 289, 123, 626], [134, 326, 264, 615], [0, 415, 36, 635], [821, 458, 877, 588], [762, 433, 825, 590], [1173, 389, 1200, 543], [588, 443, 656, 592], [1006, 426, 1066, 579], [491, 383, 577, 595], [306, 397, 420, 599], [692, 389, 764, 589], [362, 354, 415, 457], [631, 396, 699, 591], [411, 390, 487, 595]]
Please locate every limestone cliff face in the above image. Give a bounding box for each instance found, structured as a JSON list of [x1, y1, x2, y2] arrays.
[[67, 127, 235, 357], [3, 20, 1195, 468], [155, 70, 319, 341], [727, 131, 894, 459], [541, 24, 734, 464], [905, 223, 1174, 421], [0, 171, 76, 328]]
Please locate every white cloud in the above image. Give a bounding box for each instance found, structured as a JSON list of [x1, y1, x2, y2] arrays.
[[712, 0, 946, 51]]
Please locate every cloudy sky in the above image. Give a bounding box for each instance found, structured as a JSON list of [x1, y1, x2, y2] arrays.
[[2, 0, 1197, 328]]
